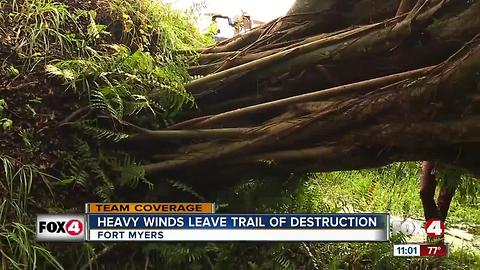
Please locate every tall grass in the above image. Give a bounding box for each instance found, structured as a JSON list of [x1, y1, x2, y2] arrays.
[[2, 0, 208, 122], [206, 164, 479, 269], [97, 0, 213, 53], [0, 156, 63, 269], [3, 0, 99, 69], [312, 162, 480, 225]]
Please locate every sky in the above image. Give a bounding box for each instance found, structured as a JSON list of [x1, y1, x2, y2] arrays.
[[162, 0, 295, 37]]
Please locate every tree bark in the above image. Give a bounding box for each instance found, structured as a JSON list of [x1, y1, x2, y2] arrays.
[[128, 0, 480, 187]]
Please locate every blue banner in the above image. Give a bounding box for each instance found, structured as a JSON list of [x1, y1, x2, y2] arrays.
[[88, 214, 388, 229]]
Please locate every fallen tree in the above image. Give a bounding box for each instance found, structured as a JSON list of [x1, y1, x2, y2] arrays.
[[120, 0, 480, 186], [1, 0, 479, 268], [2, 0, 480, 191]]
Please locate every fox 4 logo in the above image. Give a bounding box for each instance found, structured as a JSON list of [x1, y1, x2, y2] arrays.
[[36, 214, 85, 242], [392, 218, 444, 238]]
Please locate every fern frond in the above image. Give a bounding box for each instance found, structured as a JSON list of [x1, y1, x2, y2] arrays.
[[90, 90, 121, 120], [125, 94, 156, 116], [45, 64, 76, 81], [273, 253, 292, 269], [168, 180, 205, 202], [78, 124, 129, 142], [105, 153, 145, 188]]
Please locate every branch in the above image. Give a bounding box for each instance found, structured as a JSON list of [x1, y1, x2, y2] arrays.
[[186, 21, 392, 94], [142, 36, 480, 176], [187, 66, 434, 128], [128, 127, 261, 141], [58, 106, 91, 127], [167, 115, 212, 129], [1, 81, 39, 91], [239, 117, 480, 163]]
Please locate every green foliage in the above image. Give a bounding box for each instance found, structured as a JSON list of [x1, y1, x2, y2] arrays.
[[1, 0, 212, 66], [4, 0, 477, 268], [76, 122, 129, 142], [105, 152, 148, 188], [168, 180, 206, 202], [0, 99, 13, 130], [1, 0, 210, 165], [46, 46, 194, 121], [98, 0, 213, 53], [1, 0, 209, 214], [314, 162, 480, 225], [0, 0, 214, 268], [222, 174, 311, 213], [0, 65, 20, 77], [61, 137, 147, 202], [0, 156, 62, 269], [2, 0, 103, 68], [19, 129, 41, 152], [3, 0, 207, 124], [62, 137, 114, 201], [154, 166, 476, 270], [457, 174, 479, 201]]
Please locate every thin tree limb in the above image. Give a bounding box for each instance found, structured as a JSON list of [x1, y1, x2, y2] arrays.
[[189, 66, 435, 128], [128, 127, 261, 141], [186, 21, 394, 94]]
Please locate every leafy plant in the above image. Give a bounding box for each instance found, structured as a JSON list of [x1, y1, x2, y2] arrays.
[[0, 0, 215, 268], [19, 129, 40, 152], [0, 99, 13, 130], [168, 180, 205, 202], [46, 46, 194, 123], [0, 156, 62, 269], [61, 137, 115, 202], [97, 0, 213, 52]]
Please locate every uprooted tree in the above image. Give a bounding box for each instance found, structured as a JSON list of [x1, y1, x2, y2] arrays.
[[0, 0, 479, 268], [125, 0, 480, 188], [2, 0, 480, 193]]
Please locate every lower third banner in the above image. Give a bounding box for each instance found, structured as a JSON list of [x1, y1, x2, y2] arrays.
[[86, 214, 389, 242]]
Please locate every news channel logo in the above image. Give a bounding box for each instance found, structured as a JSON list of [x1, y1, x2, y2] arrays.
[[36, 214, 86, 242], [392, 218, 445, 238]]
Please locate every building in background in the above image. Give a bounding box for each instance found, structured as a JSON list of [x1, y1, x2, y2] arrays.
[[162, 0, 294, 40]]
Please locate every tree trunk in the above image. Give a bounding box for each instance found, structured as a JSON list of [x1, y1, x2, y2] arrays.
[[125, 0, 480, 187]]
